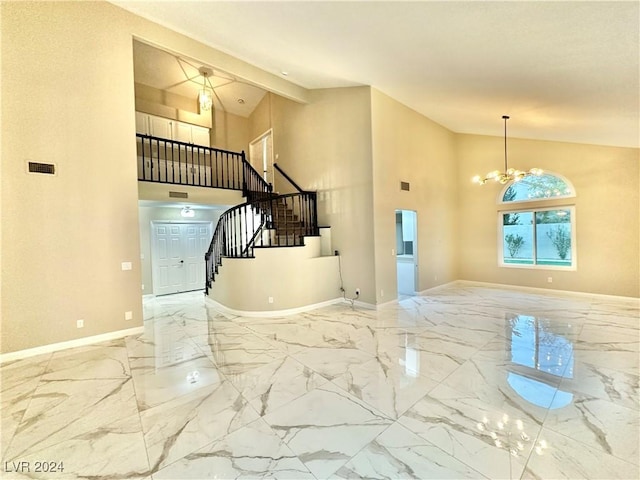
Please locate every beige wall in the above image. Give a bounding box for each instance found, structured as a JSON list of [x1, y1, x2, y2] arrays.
[[138, 205, 225, 295], [213, 109, 249, 153], [370, 90, 459, 303], [134, 82, 213, 129], [249, 93, 272, 143], [1, 2, 142, 352], [458, 134, 640, 297], [0, 1, 309, 354], [138, 182, 244, 206], [269, 87, 378, 303], [209, 237, 341, 311]]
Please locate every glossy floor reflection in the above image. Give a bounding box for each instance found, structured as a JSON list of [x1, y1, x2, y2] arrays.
[[1, 284, 638, 479]]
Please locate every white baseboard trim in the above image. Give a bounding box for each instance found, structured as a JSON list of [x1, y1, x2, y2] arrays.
[[343, 298, 377, 310], [373, 281, 459, 309], [374, 298, 399, 309], [205, 297, 346, 317], [455, 280, 640, 303], [417, 281, 459, 296], [0, 326, 144, 364]]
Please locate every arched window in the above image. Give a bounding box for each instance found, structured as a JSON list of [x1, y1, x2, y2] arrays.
[[500, 173, 574, 203], [498, 173, 576, 269]]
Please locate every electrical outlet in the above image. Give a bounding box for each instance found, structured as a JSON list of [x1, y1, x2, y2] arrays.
[[268, 296, 274, 304], [121, 261, 132, 271], [547, 277, 553, 283], [125, 311, 133, 321], [76, 319, 84, 328], [355, 288, 360, 296]]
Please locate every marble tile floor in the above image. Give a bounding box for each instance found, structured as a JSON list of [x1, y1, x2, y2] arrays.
[[1, 284, 639, 479]]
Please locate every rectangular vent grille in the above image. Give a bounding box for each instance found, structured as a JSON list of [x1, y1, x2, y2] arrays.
[[400, 181, 410, 191], [169, 191, 188, 199], [28, 162, 56, 175]]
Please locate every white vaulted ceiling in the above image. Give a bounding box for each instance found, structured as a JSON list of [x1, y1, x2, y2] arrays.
[[117, 1, 639, 147]]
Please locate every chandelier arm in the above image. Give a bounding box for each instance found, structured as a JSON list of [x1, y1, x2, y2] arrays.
[[470, 115, 543, 186]]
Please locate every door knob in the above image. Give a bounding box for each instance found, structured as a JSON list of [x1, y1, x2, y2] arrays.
[[180, 260, 184, 263]]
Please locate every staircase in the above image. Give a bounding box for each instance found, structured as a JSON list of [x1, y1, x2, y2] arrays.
[[205, 189, 319, 294], [135, 133, 320, 296], [264, 194, 308, 246]]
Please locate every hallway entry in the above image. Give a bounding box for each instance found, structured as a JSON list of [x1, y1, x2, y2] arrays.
[[151, 222, 212, 295], [249, 129, 274, 186], [396, 210, 418, 295]]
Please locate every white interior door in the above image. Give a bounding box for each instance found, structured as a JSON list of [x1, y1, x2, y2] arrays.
[[153, 224, 184, 296], [152, 222, 212, 295], [183, 224, 211, 291]]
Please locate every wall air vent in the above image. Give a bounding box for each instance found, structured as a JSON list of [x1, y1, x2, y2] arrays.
[[400, 181, 410, 191], [169, 191, 188, 199], [27, 161, 56, 175]]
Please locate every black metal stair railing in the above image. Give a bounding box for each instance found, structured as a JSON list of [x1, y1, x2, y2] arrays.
[[135, 132, 319, 295], [205, 191, 319, 294]]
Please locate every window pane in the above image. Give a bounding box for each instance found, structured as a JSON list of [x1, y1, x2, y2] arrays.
[[503, 211, 533, 264], [502, 174, 573, 202], [536, 209, 572, 266], [510, 315, 536, 368]]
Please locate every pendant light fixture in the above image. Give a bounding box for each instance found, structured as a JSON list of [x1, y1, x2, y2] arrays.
[[198, 67, 213, 112], [472, 115, 543, 185]]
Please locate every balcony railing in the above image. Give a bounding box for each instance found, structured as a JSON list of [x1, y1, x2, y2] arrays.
[[136, 134, 269, 196]]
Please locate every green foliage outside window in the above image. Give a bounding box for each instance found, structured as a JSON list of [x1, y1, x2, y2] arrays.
[[502, 174, 572, 202], [505, 233, 525, 258], [546, 225, 571, 260]]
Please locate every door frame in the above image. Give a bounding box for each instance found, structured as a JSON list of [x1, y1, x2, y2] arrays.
[[395, 209, 419, 296], [150, 220, 213, 296], [248, 129, 274, 185]]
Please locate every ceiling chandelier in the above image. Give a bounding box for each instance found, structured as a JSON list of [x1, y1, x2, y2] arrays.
[[198, 67, 213, 112], [472, 115, 543, 185]]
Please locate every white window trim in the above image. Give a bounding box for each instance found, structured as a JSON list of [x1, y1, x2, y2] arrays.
[[497, 205, 577, 271]]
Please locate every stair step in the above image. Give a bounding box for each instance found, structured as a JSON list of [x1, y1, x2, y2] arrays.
[[272, 210, 297, 217], [271, 222, 304, 229], [272, 218, 299, 225], [273, 237, 304, 246]]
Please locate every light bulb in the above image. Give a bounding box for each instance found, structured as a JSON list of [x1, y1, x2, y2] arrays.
[[199, 89, 213, 111]]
